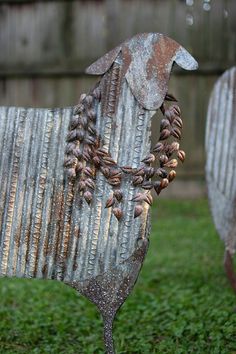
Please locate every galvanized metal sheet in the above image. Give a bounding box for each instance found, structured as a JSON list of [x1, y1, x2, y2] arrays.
[[206, 67, 236, 256]]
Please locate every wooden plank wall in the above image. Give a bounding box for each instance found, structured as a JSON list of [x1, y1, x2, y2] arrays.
[[0, 0, 236, 197]]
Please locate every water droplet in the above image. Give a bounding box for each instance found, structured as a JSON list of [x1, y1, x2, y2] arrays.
[[203, 3, 211, 11], [186, 0, 194, 5], [186, 13, 194, 26], [224, 9, 228, 18]]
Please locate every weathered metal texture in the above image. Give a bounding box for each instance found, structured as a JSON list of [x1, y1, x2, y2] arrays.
[[205, 67, 236, 293], [206, 67, 236, 254], [0, 33, 197, 353]]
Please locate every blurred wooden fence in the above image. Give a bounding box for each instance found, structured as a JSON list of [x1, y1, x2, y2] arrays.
[[0, 0, 236, 197]]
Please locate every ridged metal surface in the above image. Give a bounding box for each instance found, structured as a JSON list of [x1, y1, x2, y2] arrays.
[[0, 83, 152, 283], [206, 67, 236, 254]]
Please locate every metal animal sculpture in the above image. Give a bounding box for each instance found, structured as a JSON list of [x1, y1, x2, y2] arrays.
[[206, 67, 236, 294], [0, 33, 198, 353]]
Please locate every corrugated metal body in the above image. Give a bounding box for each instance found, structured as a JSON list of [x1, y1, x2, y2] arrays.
[[206, 67, 236, 254], [0, 81, 152, 283], [0, 32, 198, 353], [0, 32, 198, 285]]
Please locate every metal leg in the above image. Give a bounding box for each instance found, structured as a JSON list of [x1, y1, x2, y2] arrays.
[[224, 249, 236, 294], [70, 240, 149, 353], [103, 313, 116, 354]]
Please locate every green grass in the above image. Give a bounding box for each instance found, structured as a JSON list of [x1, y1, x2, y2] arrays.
[[0, 199, 236, 354]]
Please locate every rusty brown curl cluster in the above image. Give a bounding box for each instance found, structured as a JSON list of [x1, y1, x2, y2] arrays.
[[64, 92, 185, 221], [130, 94, 186, 218], [64, 89, 124, 220]]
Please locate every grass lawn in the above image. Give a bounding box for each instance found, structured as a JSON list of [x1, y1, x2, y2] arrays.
[[0, 199, 235, 354]]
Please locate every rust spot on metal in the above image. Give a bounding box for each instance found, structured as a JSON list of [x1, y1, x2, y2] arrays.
[[146, 36, 179, 81], [121, 45, 132, 77], [42, 263, 48, 278]]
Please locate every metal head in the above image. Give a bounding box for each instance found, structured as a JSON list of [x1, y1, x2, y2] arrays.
[[86, 33, 198, 110]]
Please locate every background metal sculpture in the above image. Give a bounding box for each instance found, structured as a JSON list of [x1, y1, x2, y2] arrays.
[[0, 33, 197, 353], [206, 66, 236, 294]]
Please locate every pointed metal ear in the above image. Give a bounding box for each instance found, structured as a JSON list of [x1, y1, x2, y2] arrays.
[[174, 47, 198, 71], [85, 45, 122, 75]]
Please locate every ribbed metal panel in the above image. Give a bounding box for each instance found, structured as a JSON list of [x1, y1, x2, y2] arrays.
[[206, 67, 236, 254], [0, 106, 70, 279], [0, 79, 152, 283]]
